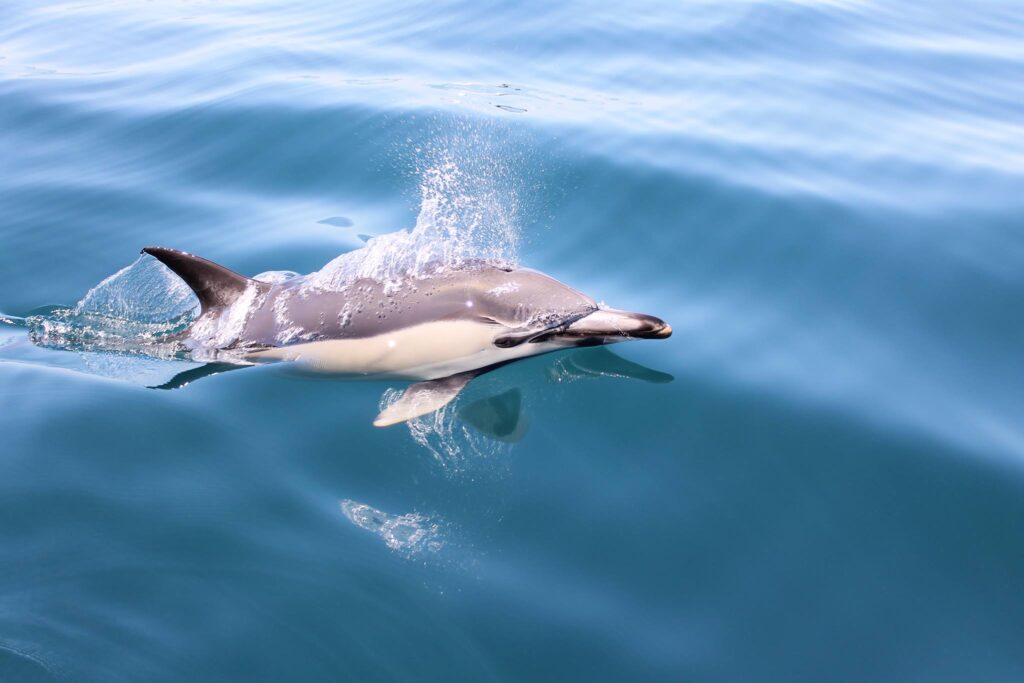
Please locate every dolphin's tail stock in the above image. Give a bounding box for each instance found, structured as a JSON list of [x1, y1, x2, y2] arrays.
[[141, 247, 268, 315]]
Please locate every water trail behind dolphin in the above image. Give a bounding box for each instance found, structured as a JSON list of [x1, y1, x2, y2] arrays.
[[25, 255, 197, 355]]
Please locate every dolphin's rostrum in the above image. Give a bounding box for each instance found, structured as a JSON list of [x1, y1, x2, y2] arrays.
[[142, 246, 671, 425]]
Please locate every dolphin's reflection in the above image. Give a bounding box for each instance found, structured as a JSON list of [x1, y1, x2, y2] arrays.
[[150, 362, 248, 390], [152, 347, 671, 454], [546, 346, 674, 385], [459, 388, 527, 442], [373, 346, 673, 469], [475, 347, 671, 435], [448, 347, 674, 445]]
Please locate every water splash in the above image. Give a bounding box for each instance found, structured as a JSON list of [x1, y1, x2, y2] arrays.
[[339, 499, 445, 558], [253, 270, 300, 284], [26, 256, 197, 356], [77, 255, 196, 323], [182, 282, 265, 353], [379, 383, 516, 475], [308, 123, 524, 292], [410, 130, 522, 266]]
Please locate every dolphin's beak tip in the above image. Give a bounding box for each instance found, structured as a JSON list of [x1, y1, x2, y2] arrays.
[[562, 309, 672, 341]]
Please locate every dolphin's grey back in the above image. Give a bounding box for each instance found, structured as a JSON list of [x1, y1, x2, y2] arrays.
[[241, 264, 598, 347], [141, 247, 598, 350]]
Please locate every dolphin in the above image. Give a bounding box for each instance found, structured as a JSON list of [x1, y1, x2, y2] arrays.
[[141, 246, 671, 426]]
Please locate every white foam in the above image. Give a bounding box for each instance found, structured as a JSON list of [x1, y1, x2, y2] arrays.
[[253, 269, 299, 284], [184, 282, 264, 351], [339, 499, 444, 557]]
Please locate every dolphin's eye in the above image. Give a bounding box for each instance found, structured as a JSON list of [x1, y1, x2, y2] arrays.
[[474, 315, 501, 325]]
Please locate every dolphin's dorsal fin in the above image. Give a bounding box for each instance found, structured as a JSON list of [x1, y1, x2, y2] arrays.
[[142, 247, 265, 313]]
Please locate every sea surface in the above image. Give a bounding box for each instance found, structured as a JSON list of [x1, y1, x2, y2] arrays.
[[2, 1, 1024, 681]]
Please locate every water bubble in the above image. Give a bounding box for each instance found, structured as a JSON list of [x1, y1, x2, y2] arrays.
[[339, 499, 444, 558]]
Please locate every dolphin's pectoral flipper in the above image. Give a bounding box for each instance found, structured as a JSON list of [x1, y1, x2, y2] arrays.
[[142, 246, 268, 313], [373, 370, 481, 427]]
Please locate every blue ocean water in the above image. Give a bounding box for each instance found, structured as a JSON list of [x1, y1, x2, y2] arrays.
[[2, 1, 1024, 680]]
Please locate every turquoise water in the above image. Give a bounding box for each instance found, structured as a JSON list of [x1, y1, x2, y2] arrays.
[[3, 1, 1024, 680]]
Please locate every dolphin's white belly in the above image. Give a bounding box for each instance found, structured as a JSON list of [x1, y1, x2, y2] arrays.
[[244, 320, 551, 380]]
